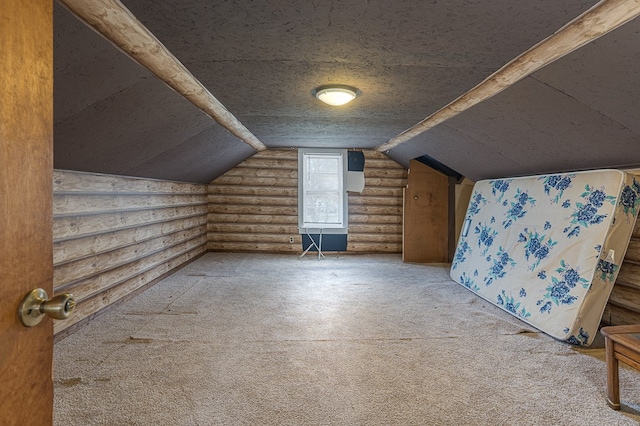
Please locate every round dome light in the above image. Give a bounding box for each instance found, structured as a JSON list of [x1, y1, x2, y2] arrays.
[[313, 85, 360, 106]]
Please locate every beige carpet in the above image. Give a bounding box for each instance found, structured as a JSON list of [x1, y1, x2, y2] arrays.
[[54, 253, 640, 425]]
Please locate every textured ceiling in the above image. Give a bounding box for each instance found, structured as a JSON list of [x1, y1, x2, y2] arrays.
[[386, 15, 640, 181], [53, 0, 640, 183]]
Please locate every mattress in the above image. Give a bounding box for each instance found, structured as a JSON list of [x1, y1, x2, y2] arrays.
[[450, 170, 640, 346]]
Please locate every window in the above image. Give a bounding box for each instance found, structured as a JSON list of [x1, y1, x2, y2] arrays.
[[298, 149, 348, 232]]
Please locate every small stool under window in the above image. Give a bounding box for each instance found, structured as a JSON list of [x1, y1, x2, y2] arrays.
[[299, 228, 324, 260]]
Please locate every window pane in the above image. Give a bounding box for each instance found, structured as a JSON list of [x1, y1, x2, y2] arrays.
[[304, 192, 341, 224], [308, 157, 340, 174], [307, 174, 339, 190]]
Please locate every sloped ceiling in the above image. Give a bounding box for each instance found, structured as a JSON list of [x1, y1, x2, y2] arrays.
[[54, 0, 640, 184]]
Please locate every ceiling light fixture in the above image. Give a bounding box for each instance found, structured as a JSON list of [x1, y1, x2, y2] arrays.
[[313, 85, 360, 106]]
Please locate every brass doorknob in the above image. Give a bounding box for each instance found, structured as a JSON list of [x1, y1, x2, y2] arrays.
[[18, 288, 76, 327]]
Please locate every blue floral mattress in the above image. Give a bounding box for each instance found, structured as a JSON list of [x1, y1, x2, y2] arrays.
[[450, 170, 640, 346]]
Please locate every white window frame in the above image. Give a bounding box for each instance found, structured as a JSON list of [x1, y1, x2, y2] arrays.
[[298, 148, 348, 234]]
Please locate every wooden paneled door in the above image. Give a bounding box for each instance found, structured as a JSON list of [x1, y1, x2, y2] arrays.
[[0, 1, 54, 424], [403, 160, 451, 263]]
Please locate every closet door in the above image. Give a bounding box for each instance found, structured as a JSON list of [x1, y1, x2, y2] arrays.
[[403, 160, 450, 263]]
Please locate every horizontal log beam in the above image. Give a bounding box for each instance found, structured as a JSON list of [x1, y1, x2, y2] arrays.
[[54, 226, 206, 286], [208, 204, 297, 216], [624, 239, 640, 263], [207, 223, 299, 234], [348, 205, 402, 216], [54, 245, 206, 334], [54, 204, 208, 241], [609, 283, 640, 314], [223, 168, 298, 179], [604, 302, 640, 326], [356, 187, 404, 198], [207, 242, 300, 253], [208, 183, 404, 199], [376, 0, 640, 152], [211, 176, 298, 188], [346, 243, 402, 253], [364, 178, 407, 188], [362, 168, 407, 179], [616, 261, 640, 289], [208, 195, 298, 207], [207, 233, 301, 244], [348, 224, 402, 234], [208, 186, 298, 197], [59, 0, 266, 151], [208, 214, 297, 225], [251, 149, 298, 160], [363, 158, 406, 169], [53, 193, 205, 215], [55, 235, 207, 300], [54, 215, 206, 265], [347, 234, 403, 243], [236, 158, 298, 170], [348, 214, 403, 224], [53, 169, 206, 195], [348, 196, 403, 207]]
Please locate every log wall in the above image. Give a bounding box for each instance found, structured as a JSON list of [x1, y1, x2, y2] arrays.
[[53, 170, 208, 336], [604, 220, 640, 325], [207, 149, 407, 253]]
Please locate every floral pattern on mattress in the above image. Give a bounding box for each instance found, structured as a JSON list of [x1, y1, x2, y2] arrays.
[[451, 170, 640, 346]]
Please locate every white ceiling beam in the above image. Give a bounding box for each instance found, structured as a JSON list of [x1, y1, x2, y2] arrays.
[[59, 0, 267, 152], [376, 0, 640, 153]]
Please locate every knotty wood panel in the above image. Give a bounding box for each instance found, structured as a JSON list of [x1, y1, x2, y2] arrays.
[[622, 239, 640, 263], [606, 218, 640, 326], [615, 261, 640, 290], [207, 149, 407, 253], [603, 304, 640, 327], [609, 282, 640, 313], [402, 160, 450, 263], [53, 170, 207, 336]]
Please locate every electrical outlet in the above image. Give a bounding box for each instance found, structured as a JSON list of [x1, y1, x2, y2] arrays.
[[289, 237, 294, 243]]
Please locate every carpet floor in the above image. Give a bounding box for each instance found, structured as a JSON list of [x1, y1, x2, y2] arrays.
[[54, 253, 640, 425]]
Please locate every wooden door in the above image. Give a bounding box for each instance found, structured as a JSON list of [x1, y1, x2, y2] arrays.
[[0, 1, 54, 424], [403, 160, 450, 263]]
